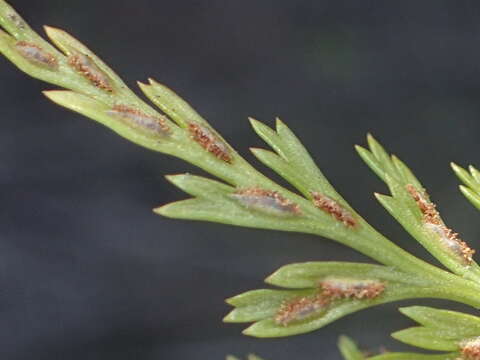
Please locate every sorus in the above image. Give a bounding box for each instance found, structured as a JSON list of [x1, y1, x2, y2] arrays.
[[107, 105, 170, 136], [406, 184, 475, 265], [15, 41, 58, 69], [406, 184, 437, 221], [320, 277, 385, 300], [188, 122, 232, 163], [68, 53, 113, 92], [311, 192, 356, 227], [460, 336, 480, 360], [425, 222, 475, 265], [275, 295, 330, 326], [232, 188, 301, 216]]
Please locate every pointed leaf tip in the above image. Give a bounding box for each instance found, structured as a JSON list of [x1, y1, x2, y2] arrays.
[[248, 116, 259, 125], [338, 335, 365, 360], [275, 116, 285, 128], [152, 206, 164, 215], [42, 25, 59, 36], [164, 173, 187, 183]]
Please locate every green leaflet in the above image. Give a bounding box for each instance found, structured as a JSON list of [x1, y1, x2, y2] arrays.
[[391, 327, 459, 351], [43, 90, 179, 154], [266, 262, 428, 289], [224, 261, 444, 338], [160, 174, 407, 254], [337, 335, 459, 360], [43, 26, 130, 95], [139, 78, 208, 128], [249, 117, 343, 201], [400, 306, 480, 337], [229, 285, 441, 338], [357, 135, 480, 282], [158, 174, 319, 232], [0, 27, 66, 85], [459, 185, 480, 211], [392, 306, 480, 352], [452, 162, 480, 211]]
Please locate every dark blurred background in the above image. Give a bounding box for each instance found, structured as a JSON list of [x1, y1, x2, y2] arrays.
[[2, 1, 480, 359]]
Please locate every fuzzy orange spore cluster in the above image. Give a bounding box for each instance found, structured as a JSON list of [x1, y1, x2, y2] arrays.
[[275, 277, 385, 326], [311, 192, 356, 227], [68, 53, 113, 92], [320, 277, 385, 300], [405, 184, 437, 222], [275, 294, 330, 326], [109, 105, 170, 134], [460, 337, 480, 360], [233, 187, 301, 215], [15, 41, 58, 69], [406, 184, 475, 264], [188, 123, 232, 163]]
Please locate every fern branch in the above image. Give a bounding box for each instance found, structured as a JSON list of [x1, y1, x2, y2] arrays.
[[3, 1, 480, 355], [0, 0, 456, 278]]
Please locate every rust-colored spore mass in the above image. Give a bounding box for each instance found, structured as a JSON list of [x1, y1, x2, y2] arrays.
[[275, 295, 330, 326], [311, 192, 356, 227], [460, 337, 480, 360], [406, 184, 437, 221], [15, 41, 57, 69], [232, 188, 302, 216], [275, 277, 385, 326], [188, 123, 232, 163], [320, 277, 385, 300], [108, 105, 170, 135], [425, 222, 475, 265], [406, 184, 475, 264], [68, 53, 113, 92]]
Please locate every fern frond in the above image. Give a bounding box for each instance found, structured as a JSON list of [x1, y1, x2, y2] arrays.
[[3, 1, 480, 357]]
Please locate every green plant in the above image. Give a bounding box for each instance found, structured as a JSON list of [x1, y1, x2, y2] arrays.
[[1, 1, 480, 358]]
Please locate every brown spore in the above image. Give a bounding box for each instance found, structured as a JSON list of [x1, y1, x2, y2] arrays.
[[188, 122, 232, 163], [15, 41, 57, 69], [232, 188, 301, 216], [68, 53, 113, 92], [406, 184, 475, 265], [107, 105, 170, 135], [320, 277, 385, 300], [460, 337, 480, 360], [275, 294, 330, 326], [311, 192, 356, 227]]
